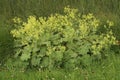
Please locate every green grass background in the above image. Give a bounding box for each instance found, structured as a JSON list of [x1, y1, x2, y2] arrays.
[[0, 0, 120, 80]]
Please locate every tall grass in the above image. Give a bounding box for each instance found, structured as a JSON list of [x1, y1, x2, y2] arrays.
[[0, 0, 120, 18], [0, 25, 14, 64]]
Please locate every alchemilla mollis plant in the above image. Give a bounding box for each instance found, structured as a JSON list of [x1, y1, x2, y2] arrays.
[[11, 6, 116, 70]]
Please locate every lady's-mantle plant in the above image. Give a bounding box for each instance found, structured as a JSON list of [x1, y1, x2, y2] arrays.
[[11, 7, 116, 69]]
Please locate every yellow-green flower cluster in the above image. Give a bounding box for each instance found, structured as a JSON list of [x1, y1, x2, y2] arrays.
[[107, 20, 114, 27], [12, 17, 22, 24], [64, 6, 78, 19], [78, 13, 99, 38], [11, 16, 45, 45], [91, 31, 116, 55]]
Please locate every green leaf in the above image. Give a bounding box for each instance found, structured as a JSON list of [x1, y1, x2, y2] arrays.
[[51, 51, 63, 61], [14, 49, 22, 58], [20, 53, 31, 61], [32, 45, 40, 53], [31, 57, 41, 66], [64, 59, 76, 69], [81, 54, 92, 66], [79, 42, 91, 55], [41, 57, 49, 67], [64, 50, 77, 60]]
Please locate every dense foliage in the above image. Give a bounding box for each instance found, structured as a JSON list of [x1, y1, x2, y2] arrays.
[[11, 7, 116, 70]]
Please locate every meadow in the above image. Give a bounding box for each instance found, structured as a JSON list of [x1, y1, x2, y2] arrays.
[[0, 54, 120, 80], [0, 0, 120, 80]]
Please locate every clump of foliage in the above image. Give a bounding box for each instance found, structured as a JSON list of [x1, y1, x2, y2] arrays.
[[11, 7, 116, 70]]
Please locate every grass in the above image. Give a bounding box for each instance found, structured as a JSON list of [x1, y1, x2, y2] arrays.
[[0, 20, 14, 64], [0, 0, 120, 19], [0, 53, 120, 80], [0, 1, 120, 80]]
